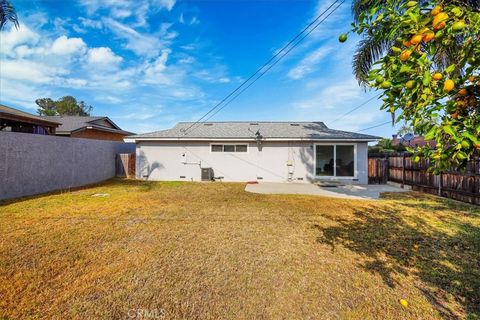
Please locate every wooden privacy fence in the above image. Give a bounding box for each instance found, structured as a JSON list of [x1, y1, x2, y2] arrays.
[[116, 153, 136, 178], [369, 153, 480, 205]]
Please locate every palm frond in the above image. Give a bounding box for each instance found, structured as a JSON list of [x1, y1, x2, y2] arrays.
[[352, 36, 393, 85], [0, 0, 19, 31], [351, 0, 389, 23]]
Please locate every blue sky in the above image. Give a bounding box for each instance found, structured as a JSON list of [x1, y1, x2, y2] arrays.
[[0, 0, 400, 137]]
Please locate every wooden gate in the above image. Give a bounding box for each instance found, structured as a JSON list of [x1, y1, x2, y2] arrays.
[[116, 153, 136, 178], [368, 157, 388, 184]]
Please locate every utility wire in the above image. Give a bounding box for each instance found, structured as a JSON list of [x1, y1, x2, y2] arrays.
[[328, 93, 381, 125], [189, 0, 345, 132], [182, 0, 343, 136], [356, 120, 392, 132]]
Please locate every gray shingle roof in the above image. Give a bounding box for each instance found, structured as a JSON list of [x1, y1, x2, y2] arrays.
[[127, 121, 380, 141], [42, 116, 104, 132], [42, 116, 132, 135], [0, 104, 60, 127]]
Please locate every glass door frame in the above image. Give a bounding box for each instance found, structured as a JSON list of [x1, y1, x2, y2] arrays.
[[314, 143, 357, 179]]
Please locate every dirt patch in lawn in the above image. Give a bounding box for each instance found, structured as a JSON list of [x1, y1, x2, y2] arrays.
[[1, 180, 479, 319]]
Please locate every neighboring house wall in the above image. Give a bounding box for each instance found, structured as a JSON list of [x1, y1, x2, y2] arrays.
[[0, 132, 135, 201], [136, 141, 369, 184], [70, 129, 126, 141]]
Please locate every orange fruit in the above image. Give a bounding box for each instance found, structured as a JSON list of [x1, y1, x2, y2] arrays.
[[444, 79, 455, 92], [431, 6, 442, 16], [410, 34, 423, 44], [433, 72, 443, 80], [422, 31, 435, 42], [434, 21, 446, 30], [476, 143, 480, 149], [400, 50, 412, 61], [403, 40, 412, 47], [458, 88, 468, 95], [469, 76, 477, 82], [451, 112, 458, 119], [419, 27, 430, 34], [433, 13, 448, 29]]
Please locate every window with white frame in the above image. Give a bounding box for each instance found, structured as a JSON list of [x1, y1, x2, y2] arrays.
[[211, 144, 248, 153], [315, 144, 355, 177]]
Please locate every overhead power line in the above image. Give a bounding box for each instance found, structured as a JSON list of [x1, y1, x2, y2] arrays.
[[328, 93, 381, 125], [356, 121, 392, 132], [182, 0, 344, 136]]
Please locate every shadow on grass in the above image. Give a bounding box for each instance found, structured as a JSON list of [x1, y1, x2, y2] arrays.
[[313, 199, 480, 319]]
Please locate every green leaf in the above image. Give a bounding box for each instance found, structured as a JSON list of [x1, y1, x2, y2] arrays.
[[462, 132, 480, 144], [445, 64, 455, 73], [422, 70, 431, 86], [400, 65, 411, 73], [424, 127, 437, 141], [443, 125, 456, 137]]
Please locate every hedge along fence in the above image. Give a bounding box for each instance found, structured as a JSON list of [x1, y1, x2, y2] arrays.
[[369, 153, 480, 205], [0, 131, 135, 201]]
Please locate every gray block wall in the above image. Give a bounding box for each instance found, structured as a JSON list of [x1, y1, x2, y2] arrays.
[[0, 132, 135, 201]]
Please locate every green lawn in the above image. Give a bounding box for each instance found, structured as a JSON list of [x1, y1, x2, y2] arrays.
[[1, 180, 479, 319]]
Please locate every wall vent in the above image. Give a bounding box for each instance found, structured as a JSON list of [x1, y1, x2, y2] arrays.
[[180, 176, 186, 179], [257, 177, 263, 180], [297, 177, 304, 181]]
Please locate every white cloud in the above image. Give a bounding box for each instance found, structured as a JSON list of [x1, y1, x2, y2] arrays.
[[178, 56, 195, 64], [75, 17, 103, 32], [152, 0, 176, 11], [288, 46, 333, 80], [193, 67, 231, 84], [50, 35, 87, 55], [87, 47, 123, 66], [102, 18, 171, 57], [292, 79, 362, 110], [0, 59, 58, 84], [64, 78, 88, 87], [0, 79, 51, 109], [190, 17, 199, 25], [78, 0, 176, 27], [0, 25, 39, 56], [142, 50, 175, 85]]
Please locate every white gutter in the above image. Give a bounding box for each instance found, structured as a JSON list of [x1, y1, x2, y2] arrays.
[[123, 137, 379, 143]]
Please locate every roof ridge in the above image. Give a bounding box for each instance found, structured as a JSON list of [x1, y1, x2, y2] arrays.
[[176, 121, 325, 124]]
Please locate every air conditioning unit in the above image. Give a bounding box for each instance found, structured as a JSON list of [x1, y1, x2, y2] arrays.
[[201, 168, 214, 181]]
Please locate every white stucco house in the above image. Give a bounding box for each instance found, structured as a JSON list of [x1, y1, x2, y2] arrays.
[[124, 121, 380, 184]]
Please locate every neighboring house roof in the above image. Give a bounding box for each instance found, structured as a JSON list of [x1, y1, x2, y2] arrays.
[[125, 121, 380, 142], [0, 104, 60, 127], [42, 116, 133, 135], [392, 134, 436, 147]]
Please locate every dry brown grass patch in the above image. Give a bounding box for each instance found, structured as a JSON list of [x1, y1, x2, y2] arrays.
[[1, 179, 479, 319]]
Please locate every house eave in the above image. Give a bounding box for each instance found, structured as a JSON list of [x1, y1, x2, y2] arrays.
[[124, 137, 380, 143]]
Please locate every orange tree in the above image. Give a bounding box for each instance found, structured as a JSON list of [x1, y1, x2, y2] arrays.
[[341, 1, 480, 172]]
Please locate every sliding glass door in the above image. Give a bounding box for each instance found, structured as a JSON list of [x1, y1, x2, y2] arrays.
[[315, 144, 355, 178]]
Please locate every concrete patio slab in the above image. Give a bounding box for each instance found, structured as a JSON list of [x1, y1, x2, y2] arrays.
[[245, 182, 408, 200]]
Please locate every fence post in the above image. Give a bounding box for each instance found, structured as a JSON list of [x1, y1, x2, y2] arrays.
[[386, 154, 390, 183], [438, 171, 443, 197], [402, 153, 406, 188]]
